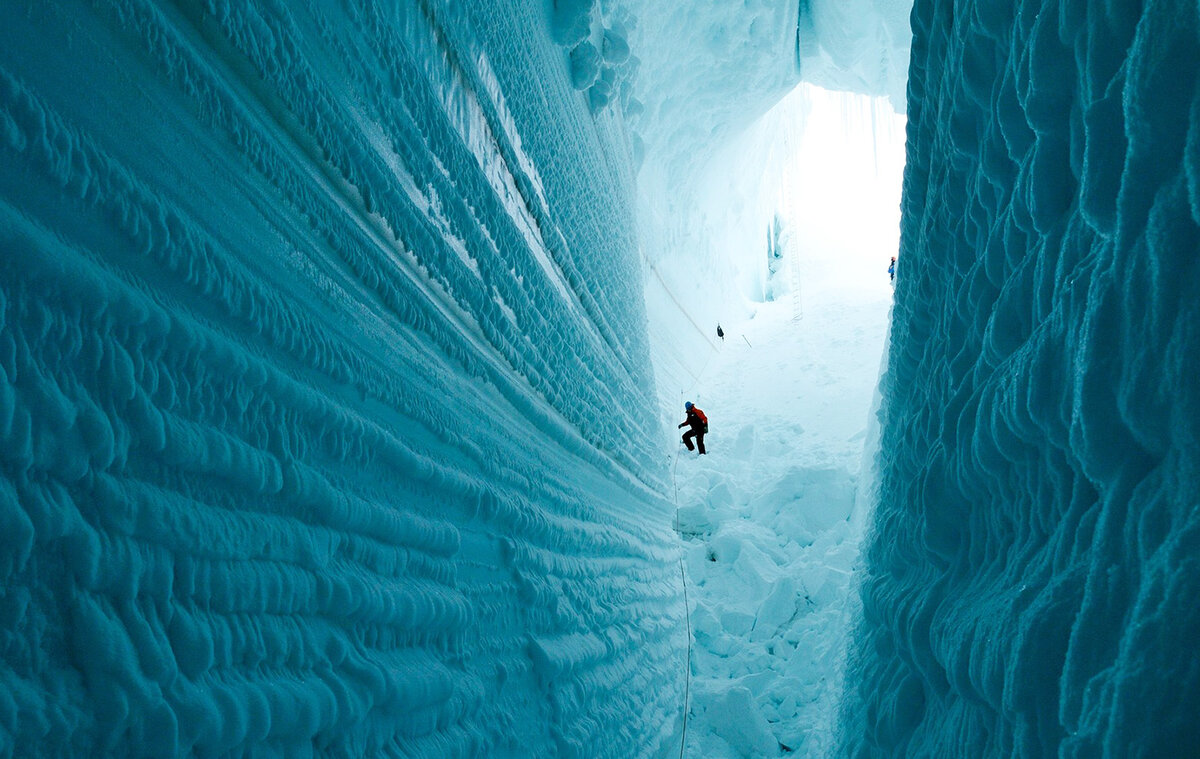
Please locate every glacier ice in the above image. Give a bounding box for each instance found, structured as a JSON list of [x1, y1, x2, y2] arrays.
[[0, 0, 919, 753], [7, 0, 1193, 757], [0, 1, 682, 756], [839, 2, 1200, 757]]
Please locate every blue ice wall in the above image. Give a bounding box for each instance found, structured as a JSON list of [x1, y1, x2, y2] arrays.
[[0, 2, 684, 757], [842, 1, 1200, 756]]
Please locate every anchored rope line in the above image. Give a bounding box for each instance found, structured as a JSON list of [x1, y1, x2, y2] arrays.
[[649, 263, 720, 350], [678, 555, 693, 759], [668, 439, 693, 758]]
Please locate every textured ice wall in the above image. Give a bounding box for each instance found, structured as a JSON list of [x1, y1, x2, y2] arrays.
[[0, 1, 685, 756], [842, 1, 1200, 756]]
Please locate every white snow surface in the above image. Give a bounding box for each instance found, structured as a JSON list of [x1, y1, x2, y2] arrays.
[[672, 291, 891, 758], [653, 85, 902, 757]]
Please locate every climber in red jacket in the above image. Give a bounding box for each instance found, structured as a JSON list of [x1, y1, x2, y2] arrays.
[[678, 401, 708, 455]]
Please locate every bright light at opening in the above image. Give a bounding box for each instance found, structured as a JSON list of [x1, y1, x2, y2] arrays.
[[640, 82, 907, 405], [776, 84, 907, 296]]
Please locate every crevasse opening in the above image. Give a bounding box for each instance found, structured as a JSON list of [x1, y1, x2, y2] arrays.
[[653, 83, 905, 757]]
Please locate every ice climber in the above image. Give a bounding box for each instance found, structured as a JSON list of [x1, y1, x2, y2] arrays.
[[679, 401, 708, 455], [888, 256, 896, 282]]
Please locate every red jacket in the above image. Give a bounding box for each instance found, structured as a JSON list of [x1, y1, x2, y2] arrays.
[[681, 407, 707, 430]]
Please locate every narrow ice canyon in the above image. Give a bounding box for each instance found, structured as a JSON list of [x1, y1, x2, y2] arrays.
[[1, 1, 1197, 758]]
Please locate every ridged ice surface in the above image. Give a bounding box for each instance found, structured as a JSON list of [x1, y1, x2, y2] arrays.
[[0, 2, 685, 756], [842, 1, 1200, 756]]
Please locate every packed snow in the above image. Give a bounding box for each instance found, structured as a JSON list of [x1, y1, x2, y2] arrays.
[[672, 295, 888, 758], [658, 86, 903, 758]]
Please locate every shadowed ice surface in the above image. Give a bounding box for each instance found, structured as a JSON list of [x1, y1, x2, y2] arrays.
[[840, 2, 1200, 757]]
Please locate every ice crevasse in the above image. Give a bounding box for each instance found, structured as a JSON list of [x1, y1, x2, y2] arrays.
[[3, 0, 1200, 758]]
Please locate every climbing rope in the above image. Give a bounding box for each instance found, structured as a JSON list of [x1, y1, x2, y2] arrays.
[[669, 442, 693, 758], [670, 365, 719, 756], [648, 263, 720, 350], [671, 431, 681, 510], [678, 555, 693, 759]]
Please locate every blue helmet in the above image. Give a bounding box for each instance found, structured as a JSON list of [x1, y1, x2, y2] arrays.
[[685, 401, 693, 410]]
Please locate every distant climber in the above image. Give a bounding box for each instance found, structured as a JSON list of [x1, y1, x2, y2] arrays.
[[717, 324, 725, 340], [888, 256, 896, 282], [678, 401, 708, 455]]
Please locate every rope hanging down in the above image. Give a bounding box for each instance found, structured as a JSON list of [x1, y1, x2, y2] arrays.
[[649, 263, 720, 350], [669, 445, 694, 758], [678, 555, 693, 759]]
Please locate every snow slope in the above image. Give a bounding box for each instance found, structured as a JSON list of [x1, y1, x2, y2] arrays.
[[841, 1, 1200, 756], [663, 85, 903, 758], [674, 292, 891, 758], [0, 2, 683, 756]]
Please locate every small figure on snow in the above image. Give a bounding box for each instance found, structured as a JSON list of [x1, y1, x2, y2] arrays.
[[678, 401, 708, 455], [717, 324, 725, 340], [888, 256, 897, 283]]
